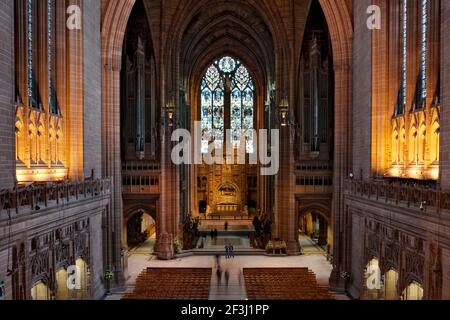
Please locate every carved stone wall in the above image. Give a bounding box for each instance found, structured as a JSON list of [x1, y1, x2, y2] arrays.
[[0, 187, 109, 300], [344, 191, 450, 300]]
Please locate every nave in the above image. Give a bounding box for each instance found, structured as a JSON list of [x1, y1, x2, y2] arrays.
[[108, 252, 348, 301]]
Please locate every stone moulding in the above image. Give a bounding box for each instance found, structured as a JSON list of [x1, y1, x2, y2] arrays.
[[0, 179, 111, 218], [344, 179, 450, 214]]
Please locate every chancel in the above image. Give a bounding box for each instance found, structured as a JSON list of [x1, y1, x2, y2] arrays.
[[0, 0, 449, 302]]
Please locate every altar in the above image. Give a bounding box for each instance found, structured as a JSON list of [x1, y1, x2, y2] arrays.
[[216, 204, 239, 212]]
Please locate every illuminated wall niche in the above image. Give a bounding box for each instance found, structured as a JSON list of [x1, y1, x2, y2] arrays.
[[14, 0, 67, 183], [387, 0, 440, 181]]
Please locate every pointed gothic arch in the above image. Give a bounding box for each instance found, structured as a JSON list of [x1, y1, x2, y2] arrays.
[[101, 0, 353, 289]]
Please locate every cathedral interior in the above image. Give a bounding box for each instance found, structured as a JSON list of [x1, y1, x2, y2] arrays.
[[0, 0, 449, 301]]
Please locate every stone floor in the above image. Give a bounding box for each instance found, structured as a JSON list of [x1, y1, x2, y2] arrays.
[[127, 236, 156, 255], [200, 234, 251, 250], [299, 234, 328, 256], [105, 234, 348, 300]]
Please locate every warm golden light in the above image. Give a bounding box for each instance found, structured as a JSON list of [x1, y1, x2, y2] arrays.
[[386, 110, 440, 181], [16, 167, 68, 183]]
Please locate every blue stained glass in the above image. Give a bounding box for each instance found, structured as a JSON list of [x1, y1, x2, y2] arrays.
[[218, 57, 236, 73], [200, 56, 254, 154], [400, 0, 408, 112], [420, 0, 428, 100], [27, 0, 33, 102], [48, 0, 57, 114]]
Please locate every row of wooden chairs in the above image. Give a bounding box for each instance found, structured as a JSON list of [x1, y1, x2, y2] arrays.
[[244, 268, 333, 300], [123, 268, 212, 300]]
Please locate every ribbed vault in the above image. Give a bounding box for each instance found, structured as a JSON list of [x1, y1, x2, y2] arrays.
[[179, 0, 276, 92]]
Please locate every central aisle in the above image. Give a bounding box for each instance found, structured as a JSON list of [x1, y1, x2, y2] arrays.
[[105, 253, 350, 300]]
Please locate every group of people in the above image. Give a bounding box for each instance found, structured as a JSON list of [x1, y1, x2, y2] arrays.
[[210, 229, 219, 240], [225, 243, 235, 259], [214, 255, 244, 288]]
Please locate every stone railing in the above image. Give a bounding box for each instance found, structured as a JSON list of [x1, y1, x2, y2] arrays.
[[122, 174, 160, 194], [344, 179, 450, 213], [0, 179, 111, 218]]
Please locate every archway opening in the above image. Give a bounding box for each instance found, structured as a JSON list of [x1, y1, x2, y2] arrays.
[[119, 0, 159, 260], [298, 211, 331, 255], [74, 258, 89, 300], [363, 258, 381, 300], [55, 268, 68, 300], [384, 269, 399, 300], [31, 281, 51, 301], [196, 56, 257, 220], [402, 281, 424, 301], [127, 211, 156, 251], [295, 0, 335, 258], [105, 1, 351, 264]]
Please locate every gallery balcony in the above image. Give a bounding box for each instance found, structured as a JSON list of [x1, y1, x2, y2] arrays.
[[344, 179, 450, 217], [0, 179, 111, 220], [121, 175, 160, 195]]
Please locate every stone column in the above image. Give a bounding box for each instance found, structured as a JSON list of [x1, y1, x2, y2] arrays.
[[440, 0, 450, 189], [329, 64, 352, 291], [102, 65, 126, 286], [274, 114, 299, 255], [0, 0, 15, 189], [66, 0, 84, 181], [157, 103, 180, 260]]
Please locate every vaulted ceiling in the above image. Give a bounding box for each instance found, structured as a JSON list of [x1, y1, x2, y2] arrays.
[[180, 0, 276, 89]]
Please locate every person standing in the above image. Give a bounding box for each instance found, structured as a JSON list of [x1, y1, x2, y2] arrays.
[[216, 267, 222, 286], [215, 254, 221, 268], [224, 270, 230, 287], [230, 243, 235, 258], [225, 244, 230, 259], [238, 269, 243, 287]]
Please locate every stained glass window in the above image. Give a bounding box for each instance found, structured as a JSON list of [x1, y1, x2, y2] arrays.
[[399, 0, 408, 114], [201, 65, 224, 153], [201, 57, 255, 153], [27, 0, 34, 105], [48, 0, 58, 114], [420, 0, 428, 101]]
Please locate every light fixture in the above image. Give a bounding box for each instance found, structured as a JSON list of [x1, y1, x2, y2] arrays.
[[420, 201, 427, 212], [278, 97, 289, 127], [165, 98, 175, 127]]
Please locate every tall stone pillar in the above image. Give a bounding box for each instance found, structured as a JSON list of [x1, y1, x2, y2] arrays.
[[0, 0, 15, 189], [102, 64, 125, 286], [66, 0, 84, 181], [157, 102, 180, 260], [440, 0, 450, 190], [274, 109, 300, 255], [329, 64, 352, 291]]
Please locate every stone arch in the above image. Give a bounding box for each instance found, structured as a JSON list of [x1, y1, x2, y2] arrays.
[[165, 0, 285, 89], [124, 206, 157, 249], [297, 203, 332, 248], [317, 0, 353, 291], [298, 203, 331, 222], [124, 204, 157, 223], [192, 52, 265, 103], [383, 269, 400, 300], [30, 280, 52, 301], [55, 268, 68, 300], [101, 0, 137, 284], [101, 0, 354, 288]]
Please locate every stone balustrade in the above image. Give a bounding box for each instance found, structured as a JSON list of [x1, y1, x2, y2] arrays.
[[0, 179, 111, 218], [344, 179, 450, 213]]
